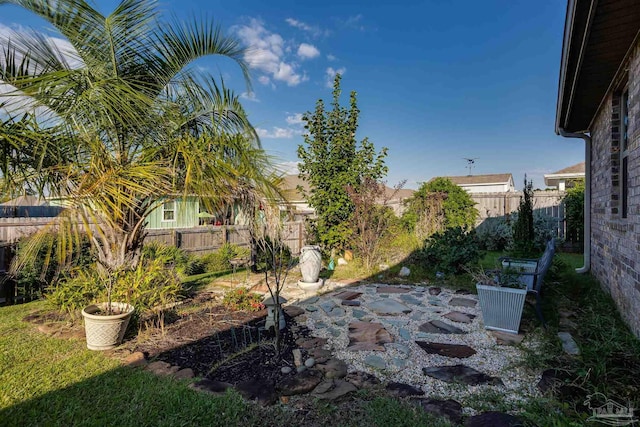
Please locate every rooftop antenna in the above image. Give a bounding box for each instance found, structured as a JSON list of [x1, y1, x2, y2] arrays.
[[464, 158, 478, 175]]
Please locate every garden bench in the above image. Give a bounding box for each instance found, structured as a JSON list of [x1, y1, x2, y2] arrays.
[[498, 239, 556, 327]]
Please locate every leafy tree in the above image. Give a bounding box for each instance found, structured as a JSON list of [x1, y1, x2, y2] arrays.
[[512, 177, 535, 255], [297, 74, 387, 252], [564, 179, 585, 246], [0, 0, 279, 309], [403, 178, 477, 235]]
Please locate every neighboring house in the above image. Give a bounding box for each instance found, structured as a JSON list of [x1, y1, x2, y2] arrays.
[[430, 174, 515, 193], [556, 0, 640, 336], [280, 175, 415, 218], [146, 196, 246, 229], [544, 162, 585, 191], [0, 195, 63, 218]]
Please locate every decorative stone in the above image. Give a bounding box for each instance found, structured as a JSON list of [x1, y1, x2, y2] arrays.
[[454, 289, 472, 295], [383, 318, 410, 328], [398, 266, 411, 277], [490, 330, 525, 346], [342, 300, 361, 307], [345, 371, 381, 388], [292, 349, 303, 367], [385, 343, 411, 357], [428, 297, 444, 306], [422, 365, 503, 386], [281, 366, 292, 374], [235, 378, 277, 405], [313, 379, 357, 400], [316, 358, 348, 379], [334, 319, 347, 327], [279, 370, 323, 396], [308, 348, 332, 363], [306, 296, 320, 304], [352, 309, 367, 319], [189, 379, 232, 395], [399, 295, 422, 306], [347, 321, 394, 351], [449, 297, 477, 308], [414, 398, 463, 425], [296, 337, 328, 349], [305, 357, 316, 368], [283, 305, 305, 318], [398, 328, 411, 340], [123, 351, 147, 367], [174, 368, 195, 379], [386, 382, 424, 397], [558, 332, 580, 355], [320, 300, 337, 314], [376, 286, 410, 294], [337, 257, 348, 266], [306, 306, 318, 312], [364, 354, 386, 370], [147, 361, 179, 376], [419, 320, 466, 334], [296, 366, 307, 373], [328, 307, 346, 317], [391, 358, 407, 369], [443, 311, 476, 324], [334, 291, 363, 300], [415, 341, 477, 358], [465, 411, 528, 427], [429, 287, 442, 295], [369, 299, 412, 315]]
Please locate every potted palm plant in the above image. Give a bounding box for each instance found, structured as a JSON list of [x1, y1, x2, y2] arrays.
[[2, 0, 280, 350], [472, 268, 527, 334]]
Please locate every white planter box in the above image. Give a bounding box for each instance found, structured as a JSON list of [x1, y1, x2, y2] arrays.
[[476, 283, 527, 334], [501, 260, 537, 291]]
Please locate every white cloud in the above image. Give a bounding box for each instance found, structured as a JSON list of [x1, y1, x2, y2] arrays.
[[325, 66, 347, 88], [235, 19, 305, 87], [277, 161, 300, 175], [297, 43, 320, 60], [256, 126, 299, 139], [258, 75, 271, 85], [285, 18, 329, 38], [343, 14, 366, 31], [327, 54, 337, 61], [286, 113, 304, 125], [240, 92, 260, 102]]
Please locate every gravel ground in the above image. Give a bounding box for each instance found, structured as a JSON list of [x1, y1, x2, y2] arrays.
[[294, 282, 542, 409]]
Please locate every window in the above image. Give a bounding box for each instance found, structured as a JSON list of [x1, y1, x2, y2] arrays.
[[162, 200, 176, 221], [621, 89, 629, 218]]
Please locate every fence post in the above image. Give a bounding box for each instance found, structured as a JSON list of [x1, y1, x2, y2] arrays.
[[222, 226, 228, 245], [171, 230, 179, 248], [298, 222, 303, 254]]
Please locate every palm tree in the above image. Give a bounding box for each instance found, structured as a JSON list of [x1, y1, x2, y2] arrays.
[[0, 0, 279, 306]]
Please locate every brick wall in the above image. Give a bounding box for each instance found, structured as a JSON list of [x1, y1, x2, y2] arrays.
[[590, 40, 640, 337]]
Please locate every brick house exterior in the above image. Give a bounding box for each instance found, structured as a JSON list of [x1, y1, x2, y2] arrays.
[[556, 0, 640, 336]]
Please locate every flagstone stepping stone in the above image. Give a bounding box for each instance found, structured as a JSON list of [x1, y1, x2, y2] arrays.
[[315, 322, 327, 328], [306, 296, 320, 304], [558, 332, 580, 355], [329, 328, 341, 337], [296, 337, 328, 349], [316, 358, 348, 379], [306, 306, 318, 312], [279, 370, 323, 396], [422, 365, 503, 386], [320, 300, 338, 313], [327, 307, 346, 318], [283, 305, 305, 318], [364, 354, 387, 369], [174, 368, 194, 379], [386, 382, 424, 397], [334, 319, 347, 327], [490, 330, 525, 346], [411, 312, 426, 321], [428, 297, 444, 306], [400, 294, 423, 306], [537, 368, 582, 397], [345, 371, 381, 388], [369, 299, 412, 315], [147, 361, 179, 376], [312, 379, 357, 400], [391, 358, 407, 369], [376, 286, 411, 294], [449, 297, 477, 308], [398, 328, 411, 340], [443, 311, 476, 324], [429, 287, 442, 295], [413, 398, 463, 425], [334, 291, 363, 300], [308, 348, 332, 363], [454, 289, 472, 295], [348, 321, 394, 351], [415, 332, 431, 340], [419, 320, 466, 334], [352, 309, 367, 319], [465, 411, 528, 427], [382, 318, 410, 328], [416, 341, 477, 358], [385, 342, 411, 358], [342, 300, 361, 307], [235, 378, 277, 405]]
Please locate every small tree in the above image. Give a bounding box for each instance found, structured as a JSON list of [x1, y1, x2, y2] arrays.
[[346, 178, 405, 270], [564, 180, 585, 247], [297, 74, 388, 254], [512, 177, 535, 256]]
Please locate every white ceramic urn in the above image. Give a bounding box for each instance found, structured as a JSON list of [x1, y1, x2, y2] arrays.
[[299, 245, 322, 283]]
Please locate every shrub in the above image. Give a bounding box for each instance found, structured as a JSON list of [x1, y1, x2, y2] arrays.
[[201, 243, 249, 273], [564, 180, 585, 246], [512, 178, 535, 256], [142, 242, 189, 270], [476, 217, 513, 251], [46, 268, 102, 316], [222, 288, 264, 312], [418, 227, 481, 273]]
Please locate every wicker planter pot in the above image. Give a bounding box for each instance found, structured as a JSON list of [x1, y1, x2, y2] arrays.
[[82, 302, 134, 351], [476, 283, 526, 334]]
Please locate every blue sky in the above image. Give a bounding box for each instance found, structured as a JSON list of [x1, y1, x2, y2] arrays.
[[0, 0, 582, 189]]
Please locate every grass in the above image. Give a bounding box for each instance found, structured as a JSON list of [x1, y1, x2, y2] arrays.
[[2, 251, 638, 426]]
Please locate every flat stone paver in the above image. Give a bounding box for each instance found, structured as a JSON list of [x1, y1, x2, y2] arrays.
[[347, 321, 393, 351], [376, 286, 410, 294], [422, 365, 503, 386], [448, 297, 477, 308], [443, 311, 476, 324], [419, 320, 466, 334], [369, 299, 412, 315], [415, 341, 477, 358]]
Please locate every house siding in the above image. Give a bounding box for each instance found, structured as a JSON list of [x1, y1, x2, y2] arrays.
[[146, 197, 200, 229], [590, 39, 640, 337]]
